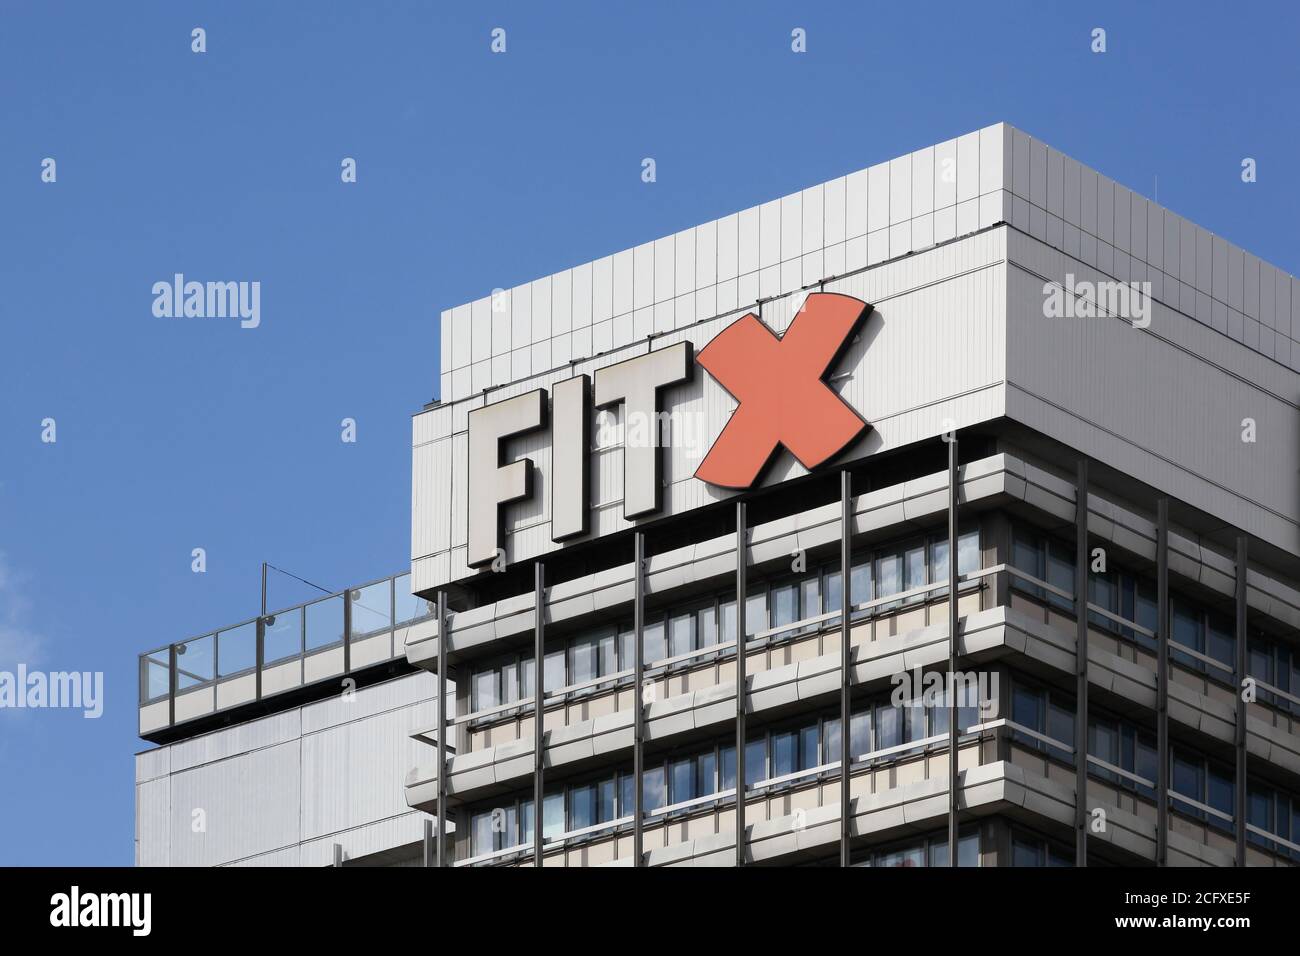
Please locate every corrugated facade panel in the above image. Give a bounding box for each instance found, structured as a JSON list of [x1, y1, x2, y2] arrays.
[[134, 777, 170, 866], [170, 709, 301, 774], [410, 437, 450, 561], [439, 124, 1008, 393], [168, 739, 302, 867], [1004, 229, 1300, 556], [300, 701, 436, 840], [298, 812, 426, 867], [137, 673, 442, 868]]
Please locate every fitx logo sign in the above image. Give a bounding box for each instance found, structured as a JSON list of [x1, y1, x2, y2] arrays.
[[464, 293, 873, 568], [695, 293, 871, 488]]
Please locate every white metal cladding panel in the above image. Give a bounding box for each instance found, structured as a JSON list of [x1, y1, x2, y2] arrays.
[[170, 709, 301, 775], [411, 436, 451, 560], [1002, 127, 1300, 370], [168, 739, 302, 867], [135, 777, 171, 866], [1004, 234, 1300, 556], [135, 746, 171, 784], [300, 700, 436, 841], [301, 670, 438, 734], [223, 846, 301, 867], [299, 813, 426, 867], [422, 229, 1009, 585], [438, 124, 1010, 399]]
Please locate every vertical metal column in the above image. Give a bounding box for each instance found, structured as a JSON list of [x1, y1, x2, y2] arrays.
[[1235, 535, 1248, 867], [735, 500, 747, 867], [947, 437, 960, 865], [342, 588, 352, 674], [254, 617, 264, 702], [436, 591, 448, 867], [633, 532, 645, 868], [423, 819, 433, 868], [533, 563, 545, 868], [1074, 459, 1089, 867], [1156, 500, 1170, 866], [839, 471, 852, 867], [168, 644, 177, 728]]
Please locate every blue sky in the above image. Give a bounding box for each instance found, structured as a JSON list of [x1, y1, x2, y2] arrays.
[[0, 1, 1296, 865]]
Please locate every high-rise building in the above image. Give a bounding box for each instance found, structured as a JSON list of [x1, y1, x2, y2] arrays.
[[136, 123, 1300, 868]]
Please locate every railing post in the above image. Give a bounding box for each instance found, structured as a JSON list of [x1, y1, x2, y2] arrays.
[[342, 588, 352, 674], [255, 617, 265, 702], [168, 643, 177, 728]]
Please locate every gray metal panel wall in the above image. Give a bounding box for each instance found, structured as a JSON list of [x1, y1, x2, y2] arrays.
[[135, 670, 440, 867], [1004, 229, 1300, 557]]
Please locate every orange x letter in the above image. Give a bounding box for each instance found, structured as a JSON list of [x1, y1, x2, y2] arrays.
[[694, 293, 871, 489]]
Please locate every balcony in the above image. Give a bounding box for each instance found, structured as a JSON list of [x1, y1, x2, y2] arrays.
[[138, 570, 440, 742]]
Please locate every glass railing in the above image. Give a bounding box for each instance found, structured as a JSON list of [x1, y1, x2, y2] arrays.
[[138, 570, 439, 730]]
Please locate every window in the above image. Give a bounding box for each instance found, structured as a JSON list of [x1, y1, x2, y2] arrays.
[[931, 539, 949, 595], [772, 730, 797, 778], [1207, 765, 1235, 828], [903, 543, 927, 603], [598, 629, 618, 679], [875, 552, 902, 608], [643, 765, 665, 813], [1045, 540, 1074, 611], [543, 791, 565, 839], [597, 778, 617, 823], [1206, 615, 1234, 669], [957, 529, 980, 575], [771, 584, 797, 632], [502, 660, 521, 704], [719, 600, 737, 646], [745, 739, 765, 787], [928, 830, 980, 867], [745, 591, 766, 637], [697, 606, 718, 648], [879, 845, 924, 868], [800, 576, 820, 630], [697, 750, 717, 796], [876, 701, 901, 751], [670, 757, 695, 805], [643, 620, 665, 665], [1010, 681, 1072, 759], [668, 612, 694, 658], [800, 723, 820, 770], [569, 637, 597, 688], [1011, 832, 1072, 867], [850, 562, 871, 616], [471, 811, 497, 857], [570, 784, 596, 832], [619, 773, 634, 818], [544, 648, 565, 694], [720, 745, 736, 791], [471, 668, 499, 712], [824, 570, 843, 621], [618, 627, 634, 672]]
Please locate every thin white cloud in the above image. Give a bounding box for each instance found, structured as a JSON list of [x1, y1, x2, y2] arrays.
[[0, 552, 42, 668]]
